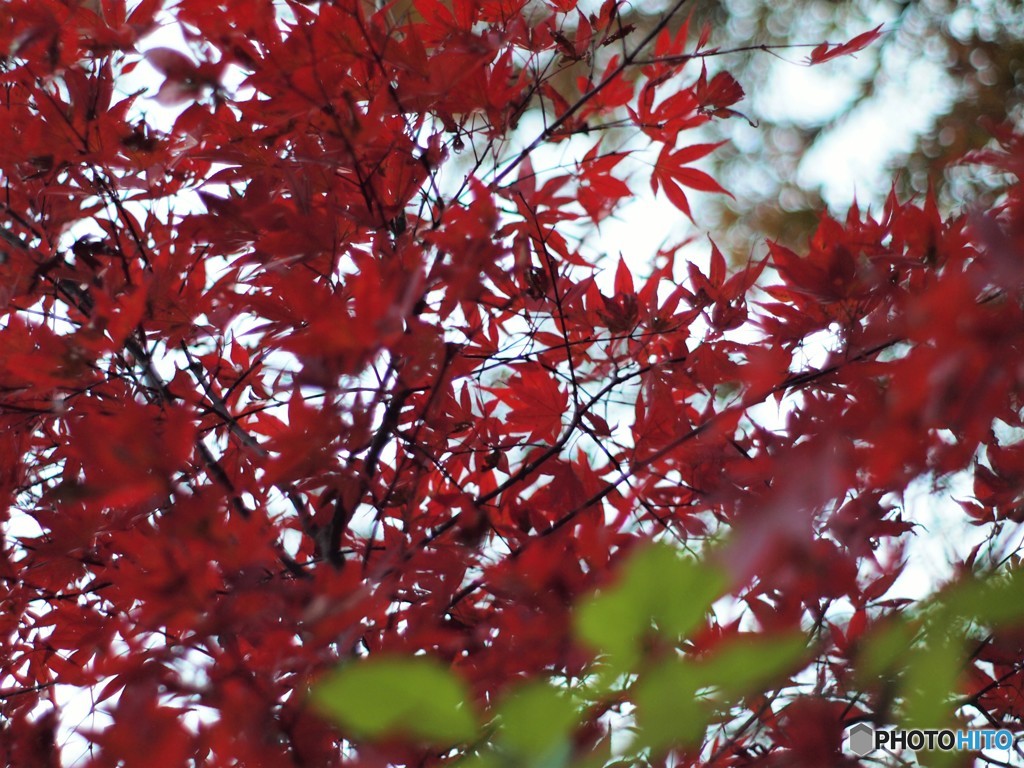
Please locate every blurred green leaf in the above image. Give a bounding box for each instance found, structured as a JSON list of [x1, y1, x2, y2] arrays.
[[633, 659, 708, 751], [937, 568, 1024, 628], [856, 616, 918, 682], [493, 682, 580, 759], [575, 542, 726, 668], [311, 656, 477, 745], [698, 631, 807, 698], [632, 631, 806, 751], [901, 636, 961, 731]]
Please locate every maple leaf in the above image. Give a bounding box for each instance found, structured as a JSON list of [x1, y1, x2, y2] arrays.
[[487, 366, 568, 444], [695, 66, 745, 118], [651, 141, 733, 221], [146, 47, 224, 105], [808, 25, 884, 65]]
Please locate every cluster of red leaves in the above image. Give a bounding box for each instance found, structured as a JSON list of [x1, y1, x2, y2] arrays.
[[1, 1, 1023, 766]]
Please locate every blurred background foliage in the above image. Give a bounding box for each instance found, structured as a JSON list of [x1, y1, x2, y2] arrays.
[[601, 0, 1024, 258], [684, 0, 1019, 256]]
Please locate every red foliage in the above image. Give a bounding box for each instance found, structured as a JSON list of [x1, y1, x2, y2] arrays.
[[1, 1, 1023, 766], [808, 25, 884, 66]]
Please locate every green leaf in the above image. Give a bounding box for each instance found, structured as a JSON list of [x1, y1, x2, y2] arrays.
[[855, 616, 918, 682], [633, 659, 708, 750], [576, 584, 644, 664], [494, 682, 580, 757], [937, 568, 1024, 628], [901, 637, 961, 731], [311, 656, 477, 745], [575, 543, 726, 667], [631, 632, 805, 751], [698, 631, 807, 698]]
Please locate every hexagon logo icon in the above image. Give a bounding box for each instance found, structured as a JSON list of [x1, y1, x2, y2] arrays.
[[848, 723, 875, 756]]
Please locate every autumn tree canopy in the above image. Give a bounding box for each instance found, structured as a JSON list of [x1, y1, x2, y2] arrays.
[[2, 1, 1024, 766]]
